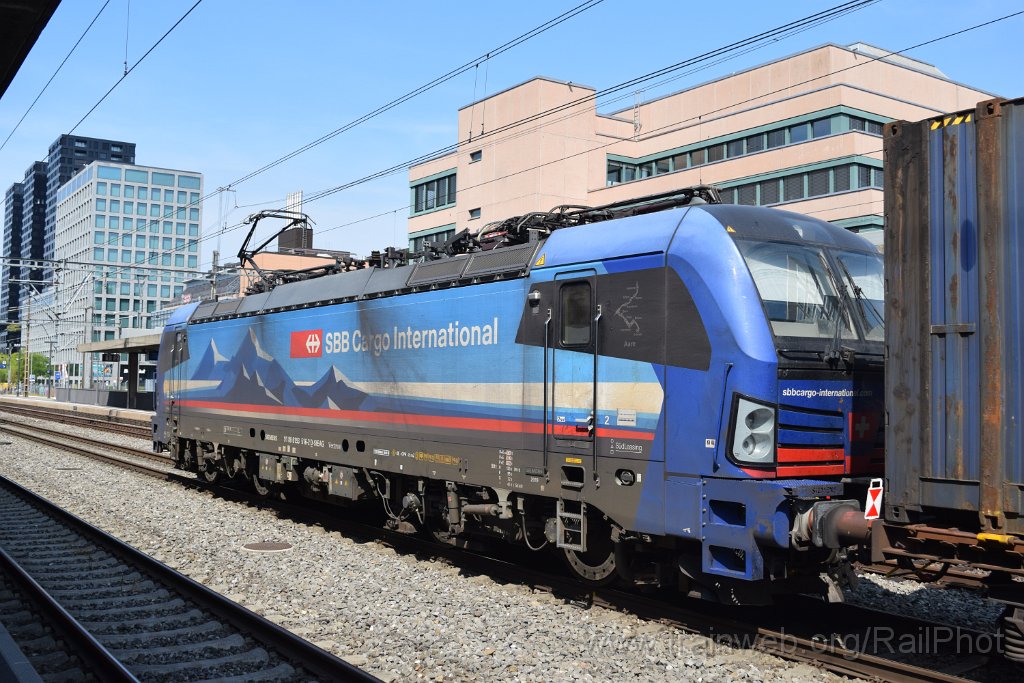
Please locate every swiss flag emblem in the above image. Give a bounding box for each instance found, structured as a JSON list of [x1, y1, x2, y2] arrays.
[[848, 411, 881, 443], [864, 477, 883, 520], [290, 329, 323, 358]]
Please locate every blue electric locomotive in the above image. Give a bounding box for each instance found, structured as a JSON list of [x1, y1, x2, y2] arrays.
[[154, 188, 883, 604]]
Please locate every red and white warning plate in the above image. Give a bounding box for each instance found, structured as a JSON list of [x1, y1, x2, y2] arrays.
[[864, 477, 883, 520]]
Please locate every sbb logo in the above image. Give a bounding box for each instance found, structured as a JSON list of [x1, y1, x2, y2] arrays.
[[290, 329, 323, 358]]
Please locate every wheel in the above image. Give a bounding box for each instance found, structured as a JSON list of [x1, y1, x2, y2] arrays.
[[200, 465, 220, 484], [251, 473, 272, 496], [561, 510, 618, 586]]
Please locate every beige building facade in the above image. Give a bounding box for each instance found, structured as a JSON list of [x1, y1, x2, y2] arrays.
[[408, 43, 992, 249]]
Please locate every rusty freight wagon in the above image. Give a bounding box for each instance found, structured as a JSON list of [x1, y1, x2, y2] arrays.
[[882, 96, 1024, 656]]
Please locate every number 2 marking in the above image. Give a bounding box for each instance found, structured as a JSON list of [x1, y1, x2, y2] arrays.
[[604, 415, 610, 425]]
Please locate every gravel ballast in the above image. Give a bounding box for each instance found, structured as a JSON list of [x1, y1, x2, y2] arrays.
[[0, 425, 1002, 681]]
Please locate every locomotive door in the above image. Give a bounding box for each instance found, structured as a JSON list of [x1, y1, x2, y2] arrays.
[[547, 270, 600, 474], [167, 326, 187, 435]]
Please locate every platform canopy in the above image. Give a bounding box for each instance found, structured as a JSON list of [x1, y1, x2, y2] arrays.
[[77, 333, 162, 354]]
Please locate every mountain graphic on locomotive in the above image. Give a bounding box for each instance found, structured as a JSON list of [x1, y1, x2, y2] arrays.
[[153, 186, 885, 606]]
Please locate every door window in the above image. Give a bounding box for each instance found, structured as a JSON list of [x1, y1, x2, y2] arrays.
[[560, 282, 591, 346]]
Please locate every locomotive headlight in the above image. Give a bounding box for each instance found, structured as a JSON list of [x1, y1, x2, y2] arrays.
[[731, 397, 776, 465]]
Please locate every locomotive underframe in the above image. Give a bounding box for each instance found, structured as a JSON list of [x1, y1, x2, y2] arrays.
[[161, 405, 850, 605]]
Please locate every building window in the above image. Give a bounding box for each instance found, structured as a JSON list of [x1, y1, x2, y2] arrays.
[[807, 169, 830, 197], [834, 165, 851, 192], [469, 150, 482, 163], [737, 184, 757, 205], [152, 172, 174, 186], [124, 186, 135, 199], [789, 123, 809, 143], [783, 175, 803, 202], [468, 207, 481, 220], [811, 118, 832, 138], [412, 172, 457, 213], [721, 162, 880, 208], [850, 116, 883, 135]]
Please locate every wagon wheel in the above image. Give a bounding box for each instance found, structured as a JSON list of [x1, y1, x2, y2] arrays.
[[895, 556, 950, 583]]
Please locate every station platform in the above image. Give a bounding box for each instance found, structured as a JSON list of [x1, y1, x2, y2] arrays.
[[0, 394, 153, 424]]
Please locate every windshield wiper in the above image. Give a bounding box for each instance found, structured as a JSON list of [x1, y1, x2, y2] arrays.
[[818, 253, 855, 368], [835, 257, 884, 330]]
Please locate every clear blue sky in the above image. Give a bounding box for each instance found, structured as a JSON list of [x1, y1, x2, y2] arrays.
[[1, 0, 1021, 267]]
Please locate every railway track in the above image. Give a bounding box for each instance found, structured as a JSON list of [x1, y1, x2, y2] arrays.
[[860, 560, 993, 592], [0, 474, 378, 682], [0, 417, 169, 474], [0, 404, 151, 439], [0, 415, 1009, 682]]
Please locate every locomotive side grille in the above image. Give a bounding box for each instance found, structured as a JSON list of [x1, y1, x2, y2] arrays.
[[464, 242, 539, 278], [776, 404, 845, 477], [406, 257, 470, 286]]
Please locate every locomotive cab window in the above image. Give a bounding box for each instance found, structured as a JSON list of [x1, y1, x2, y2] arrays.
[[560, 281, 591, 346]]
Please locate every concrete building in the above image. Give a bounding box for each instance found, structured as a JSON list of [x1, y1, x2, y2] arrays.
[[1, 135, 136, 352], [44, 135, 137, 268], [1, 182, 24, 350], [407, 43, 992, 249], [22, 161, 203, 387], [20, 161, 47, 283]]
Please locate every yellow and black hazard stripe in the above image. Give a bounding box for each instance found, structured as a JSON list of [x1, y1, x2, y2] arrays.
[[930, 113, 972, 130]]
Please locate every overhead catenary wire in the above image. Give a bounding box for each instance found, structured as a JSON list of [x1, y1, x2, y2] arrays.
[[155, 0, 888, 272], [223, 0, 606, 190], [293, 11, 1022, 245], [300, 0, 878, 206], [68, 0, 204, 135], [63, 0, 609, 282], [0, 0, 112, 154], [57, 6, 1023, 287], [69, 1, 611, 271]]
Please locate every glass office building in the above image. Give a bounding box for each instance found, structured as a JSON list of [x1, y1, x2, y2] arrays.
[[38, 162, 203, 383]]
